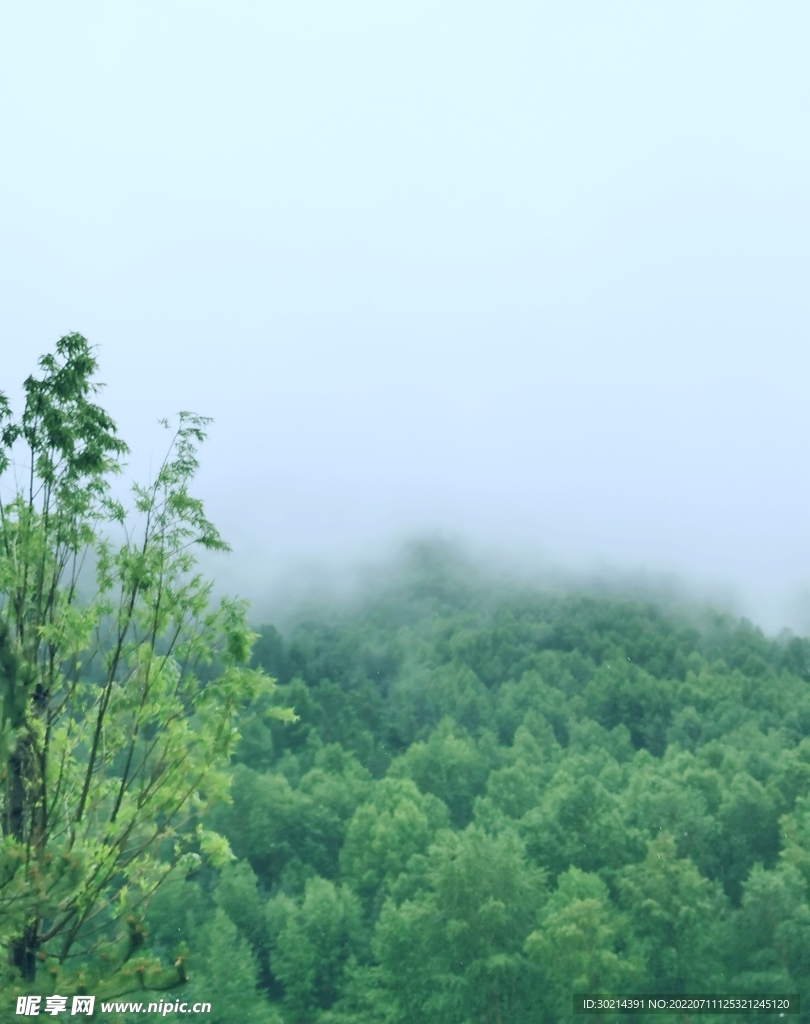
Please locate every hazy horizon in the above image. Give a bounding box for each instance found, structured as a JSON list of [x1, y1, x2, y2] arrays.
[[3, 2, 810, 635]]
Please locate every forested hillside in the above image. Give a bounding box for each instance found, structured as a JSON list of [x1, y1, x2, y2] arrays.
[[138, 546, 810, 1023]]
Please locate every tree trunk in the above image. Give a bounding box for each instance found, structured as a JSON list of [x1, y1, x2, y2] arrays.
[[4, 746, 25, 840], [9, 921, 38, 982], [2, 629, 41, 981]]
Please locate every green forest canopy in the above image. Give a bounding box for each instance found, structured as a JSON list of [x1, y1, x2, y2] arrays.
[[4, 341, 807, 1023], [137, 545, 810, 1024]]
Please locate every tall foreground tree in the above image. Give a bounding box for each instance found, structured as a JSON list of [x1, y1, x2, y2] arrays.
[[0, 335, 289, 994]]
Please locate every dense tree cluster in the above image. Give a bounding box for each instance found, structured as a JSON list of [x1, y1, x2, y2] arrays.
[[8, 341, 808, 1022], [132, 548, 810, 1023]]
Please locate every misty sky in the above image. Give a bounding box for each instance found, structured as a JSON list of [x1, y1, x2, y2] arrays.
[[2, 2, 810, 630]]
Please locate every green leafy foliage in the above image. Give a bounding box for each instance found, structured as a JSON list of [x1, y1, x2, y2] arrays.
[[526, 867, 640, 1017], [197, 545, 810, 1020], [7, 341, 810, 1021], [266, 877, 363, 1023], [0, 337, 288, 998], [339, 776, 448, 905]]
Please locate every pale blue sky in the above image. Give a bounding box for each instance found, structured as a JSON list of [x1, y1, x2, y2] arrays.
[[2, 2, 809, 628]]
